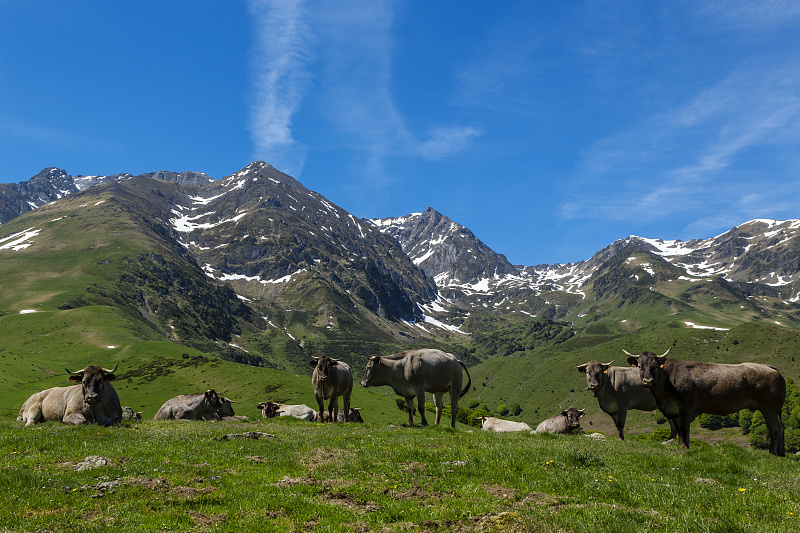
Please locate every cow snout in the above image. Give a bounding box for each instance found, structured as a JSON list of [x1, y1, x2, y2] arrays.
[[642, 378, 653, 388], [85, 394, 99, 404]]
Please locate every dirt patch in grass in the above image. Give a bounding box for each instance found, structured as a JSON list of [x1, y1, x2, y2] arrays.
[[302, 447, 354, 470], [188, 510, 227, 529], [320, 491, 380, 514]]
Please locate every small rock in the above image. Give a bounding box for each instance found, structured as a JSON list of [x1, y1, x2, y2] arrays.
[[72, 456, 107, 471]]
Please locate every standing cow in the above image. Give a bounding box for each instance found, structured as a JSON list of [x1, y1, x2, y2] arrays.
[[153, 390, 224, 421], [309, 355, 353, 422], [534, 407, 586, 434], [17, 365, 122, 427], [576, 360, 677, 440], [360, 348, 471, 428], [625, 349, 786, 456]]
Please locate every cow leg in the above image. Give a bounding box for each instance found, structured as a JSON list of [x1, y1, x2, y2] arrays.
[[611, 409, 626, 440], [666, 418, 678, 440], [762, 410, 785, 457], [342, 388, 352, 423], [316, 395, 326, 423], [328, 396, 338, 423], [676, 413, 691, 449], [63, 412, 88, 425], [449, 388, 459, 429], [433, 393, 444, 425], [405, 397, 415, 426], [417, 389, 428, 426]]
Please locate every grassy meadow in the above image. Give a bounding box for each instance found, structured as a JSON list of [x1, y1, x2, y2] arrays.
[[1, 417, 798, 532]]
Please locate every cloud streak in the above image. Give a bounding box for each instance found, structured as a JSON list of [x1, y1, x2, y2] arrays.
[[247, 0, 314, 176]]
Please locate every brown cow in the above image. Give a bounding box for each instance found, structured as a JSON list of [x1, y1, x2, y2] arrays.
[[17, 365, 122, 426], [360, 348, 471, 428], [534, 407, 586, 434], [309, 355, 353, 422], [625, 349, 786, 456], [576, 360, 677, 440]]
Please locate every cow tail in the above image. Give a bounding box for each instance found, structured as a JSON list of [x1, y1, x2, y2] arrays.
[[459, 361, 472, 398]]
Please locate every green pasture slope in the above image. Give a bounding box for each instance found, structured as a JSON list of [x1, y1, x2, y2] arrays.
[[1, 419, 798, 532]]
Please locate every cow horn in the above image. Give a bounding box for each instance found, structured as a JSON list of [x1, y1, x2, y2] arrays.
[[101, 364, 119, 374], [660, 348, 671, 358], [622, 349, 638, 358], [603, 360, 614, 366], [580, 407, 587, 412], [66, 368, 84, 376]]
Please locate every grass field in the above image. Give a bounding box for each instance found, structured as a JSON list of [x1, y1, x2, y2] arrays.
[[1, 417, 798, 532]]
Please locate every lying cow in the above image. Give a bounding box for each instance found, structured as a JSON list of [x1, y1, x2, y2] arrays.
[[576, 359, 677, 440], [17, 365, 122, 427], [310, 355, 353, 422], [361, 348, 471, 428], [481, 416, 532, 432], [319, 407, 364, 423], [153, 390, 224, 421], [534, 407, 586, 434], [257, 402, 317, 421], [626, 349, 786, 456]]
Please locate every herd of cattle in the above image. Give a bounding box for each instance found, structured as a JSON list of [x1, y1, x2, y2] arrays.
[[15, 347, 788, 456]]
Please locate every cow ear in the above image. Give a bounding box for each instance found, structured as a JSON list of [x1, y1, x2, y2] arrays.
[[576, 364, 588, 374], [330, 359, 338, 366], [370, 355, 381, 365], [561, 411, 568, 416], [104, 372, 116, 382], [658, 358, 667, 368], [68, 374, 82, 383], [626, 357, 639, 367], [308, 360, 317, 367]]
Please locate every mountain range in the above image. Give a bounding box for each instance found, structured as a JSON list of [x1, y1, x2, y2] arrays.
[[3, 162, 800, 365]]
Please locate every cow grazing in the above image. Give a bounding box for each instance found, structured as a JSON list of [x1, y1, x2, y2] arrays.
[[481, 416, 532, 432], [17, 365, 122, 427], [576, 360, 677, 440], [153, 390, 224, 421], [534, 407, 586, 434], [320, 407, 364, 423], [626, 349, 786, 456], [360, 348, 471, 428], [309, 355, 353, 422], [257, 402, 317, 421]]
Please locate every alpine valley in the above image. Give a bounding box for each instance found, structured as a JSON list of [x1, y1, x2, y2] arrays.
[[2, 162, 800, 438]]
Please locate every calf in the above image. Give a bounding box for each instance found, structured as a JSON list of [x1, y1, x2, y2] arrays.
[[310, 355, 353, 422], [626, 349, 786, 456], [576, 360, 677, 440], [320, 407, 364, 423], [534, 407, 586, 434], [257, 402, 317, 421]]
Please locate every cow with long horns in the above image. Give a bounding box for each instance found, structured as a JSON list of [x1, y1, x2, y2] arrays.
[[17, 365, 122, 426], [626, 349, 786, 456]]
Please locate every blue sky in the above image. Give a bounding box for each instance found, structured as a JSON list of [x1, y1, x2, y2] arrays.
[[2, 1, 800, 266]]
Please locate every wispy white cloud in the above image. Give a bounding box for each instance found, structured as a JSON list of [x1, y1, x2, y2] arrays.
[[561, 63, 800, 233], [417, 126, 482, 161], [247, 0, 314, 177], [247, 0, 480, 196]]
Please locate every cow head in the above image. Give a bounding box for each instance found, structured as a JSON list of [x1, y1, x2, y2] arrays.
[[348, 407, 364, 423], [624, 349, 670, 389], [67, 364, 118, 405], [204, 390, 224, 414], [219, 397, 236, 417], [310, 355, 338, 382], [257, 401, 280, 418], [360, 355, 381, 388], [576, 360, 613, 392], [562, 407, 586, 429]]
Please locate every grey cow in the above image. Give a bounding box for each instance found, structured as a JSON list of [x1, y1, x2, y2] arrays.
[[257, 402, 317, 421], [360, 348, 471, 428], [309, 355, 353, 422], [17, 365, 122, 427], [576, 360, 677, 440], [153, 390, 224, 421], [534, 407, 586, 434]]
